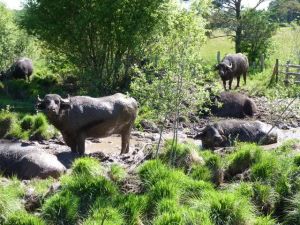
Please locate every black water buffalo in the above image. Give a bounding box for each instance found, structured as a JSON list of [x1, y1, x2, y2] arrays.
[[195, 120, 277, 149], [216, 53, 249, 90], [0, 58, 33, 81], [211, 92, 257, 118], [0, 143, 66, 179], [36, 93, 138, 155]]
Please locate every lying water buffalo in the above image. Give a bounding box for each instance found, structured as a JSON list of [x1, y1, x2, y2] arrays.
[[0, 143, 66, 179], [216, 53, 249, 90], [211, 92, 257, 118], [195, 120, 277, 149], [0, 58, 33, 81], [36, 93, 138, 155]]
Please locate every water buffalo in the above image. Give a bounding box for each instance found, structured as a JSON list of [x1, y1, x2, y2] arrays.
[[36, 93, 138, 155], [0, 58, 33, 81], [211, 92, 257, 118], [194, 120, 277, 149], [216, 53, 249, 90]]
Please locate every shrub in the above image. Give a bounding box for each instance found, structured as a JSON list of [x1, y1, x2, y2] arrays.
[[0, 110, 24, 139], [283, 192, 300, 225], [226, 143, 262, 178], [108, 164, 126, 183], [252, 183, 279, 215], [138, 160, 172, 188], [0, 178, 24, 224], [254, 216, 277, 225], [29, 113, 56, 141], [71, 157, 102, 177], [160, 141, 203, 170], [153, 212, 183, 225], [208, 192, 255, 225], [82, 207, 124, 225], [189, 164, 212, 182], [117, 194, 147, 225], [20, 115, 35, 131], [5, 211, 46, 225], [42, 191, 80, 225]]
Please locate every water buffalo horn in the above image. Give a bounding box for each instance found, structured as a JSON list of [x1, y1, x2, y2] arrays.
[[61, 98, 70, 104], [37, 95, 42, 102], [227, 63, 233, 69]]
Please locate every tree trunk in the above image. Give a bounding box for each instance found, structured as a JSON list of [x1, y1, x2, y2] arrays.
[[235, 0, 242, 53]]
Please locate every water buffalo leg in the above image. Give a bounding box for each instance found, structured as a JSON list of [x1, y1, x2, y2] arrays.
[[77, 133, 86, 155], [229, 79, 233, 90], [243, 72, 247, 84], [63, 134, 77, 153], [222, 80, 227, 91], [236, 76, 240, 88], [121, 126, 132, 154]]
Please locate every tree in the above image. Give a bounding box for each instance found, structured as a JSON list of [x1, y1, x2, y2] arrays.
[[210, 0, 268, 53], [21, 0, 173, 94], [269, 0, 300, 23], [240, 10, 278, 64], [0, 3, 33, 71]]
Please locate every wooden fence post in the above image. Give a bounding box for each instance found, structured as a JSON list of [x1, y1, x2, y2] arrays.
[[285, 60, 290, 85], [217, 51, 221, 64], [275, 59, 279, 83], [260, 54, 265, 72]]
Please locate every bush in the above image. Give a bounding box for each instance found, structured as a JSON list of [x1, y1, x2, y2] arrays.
[[283, 192, 300, 225], [252, 183, 279, 215], [0, 178, 24, 224], [71, 157, 102, 177], [189, 164, 212, 182], [42, 191, 80, 225], [108, 164, 126, 183], [20, 115, 35, 131], [254, 216, 277, 225], [0, 110, 24, 139], [160, 141, 203, 170], [117, 194, 147, 225], [226, 143, 262, 178], [5, 211, 46, 225], [208, 192, 255, 225], [82, 207, 124, 225], [29, 113, 56, 141]]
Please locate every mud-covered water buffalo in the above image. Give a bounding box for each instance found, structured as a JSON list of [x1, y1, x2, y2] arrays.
[[195, 120, 277, 149], [216, 53, 249, 90], [211, 92, 257, 118], [0, 58, 33, 81], [36, 93, 138, 155], [0, 143, 66, 179]]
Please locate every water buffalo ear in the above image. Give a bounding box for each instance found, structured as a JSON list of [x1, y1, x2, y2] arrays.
[[35, 102, 45, 110], [194, 132, 205, 140], [60, 102, 71, 110]]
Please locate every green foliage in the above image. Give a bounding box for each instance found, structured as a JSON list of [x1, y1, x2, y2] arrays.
[[160, 140, 202, 169], [254, 216, 277, 225], [240, 10, 278, 64], [83, 207, 124, 225], [284, 192, 300, 225], [0, 109, 24, 139], [28, 178, 54, 196], [0, 178, 24, 224], [20, 115, 34, 131], [117, 194, 147, 225], [189, 164, 212, 182], [71, 157, 102, 177], [5, 211, 46, 225], [42, 191, 80, 225], [226, 143, 263, 177], [22, 0, 176, 93], [208, 191, 255, 225], [108, 164, 126, 183]]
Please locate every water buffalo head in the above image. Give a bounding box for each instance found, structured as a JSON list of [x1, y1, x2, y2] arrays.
[[194, 125, 225, 149], [36, 94, 71, 116], [216, 62, 233, 78]]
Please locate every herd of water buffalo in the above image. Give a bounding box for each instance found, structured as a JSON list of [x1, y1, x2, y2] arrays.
[[0, 53, 278, 155]]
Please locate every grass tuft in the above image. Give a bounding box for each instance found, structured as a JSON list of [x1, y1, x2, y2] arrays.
[[5, 211, 46, 225]]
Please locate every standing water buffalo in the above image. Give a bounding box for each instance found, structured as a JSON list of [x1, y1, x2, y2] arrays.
[[36, 93, 138, 155], [211, 92, 257, 118], [0, 58, 33, 81], [194, 120, 277, 149], [216, 53, 249, 90]]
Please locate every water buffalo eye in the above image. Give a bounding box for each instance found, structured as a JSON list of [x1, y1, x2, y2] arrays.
[[45, 100, 50, 104], [55, 100, 59, 104]]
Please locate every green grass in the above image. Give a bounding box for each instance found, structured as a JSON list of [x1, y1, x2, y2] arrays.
[[4, 211, 46, 225], [108, 164, 127, 183]]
